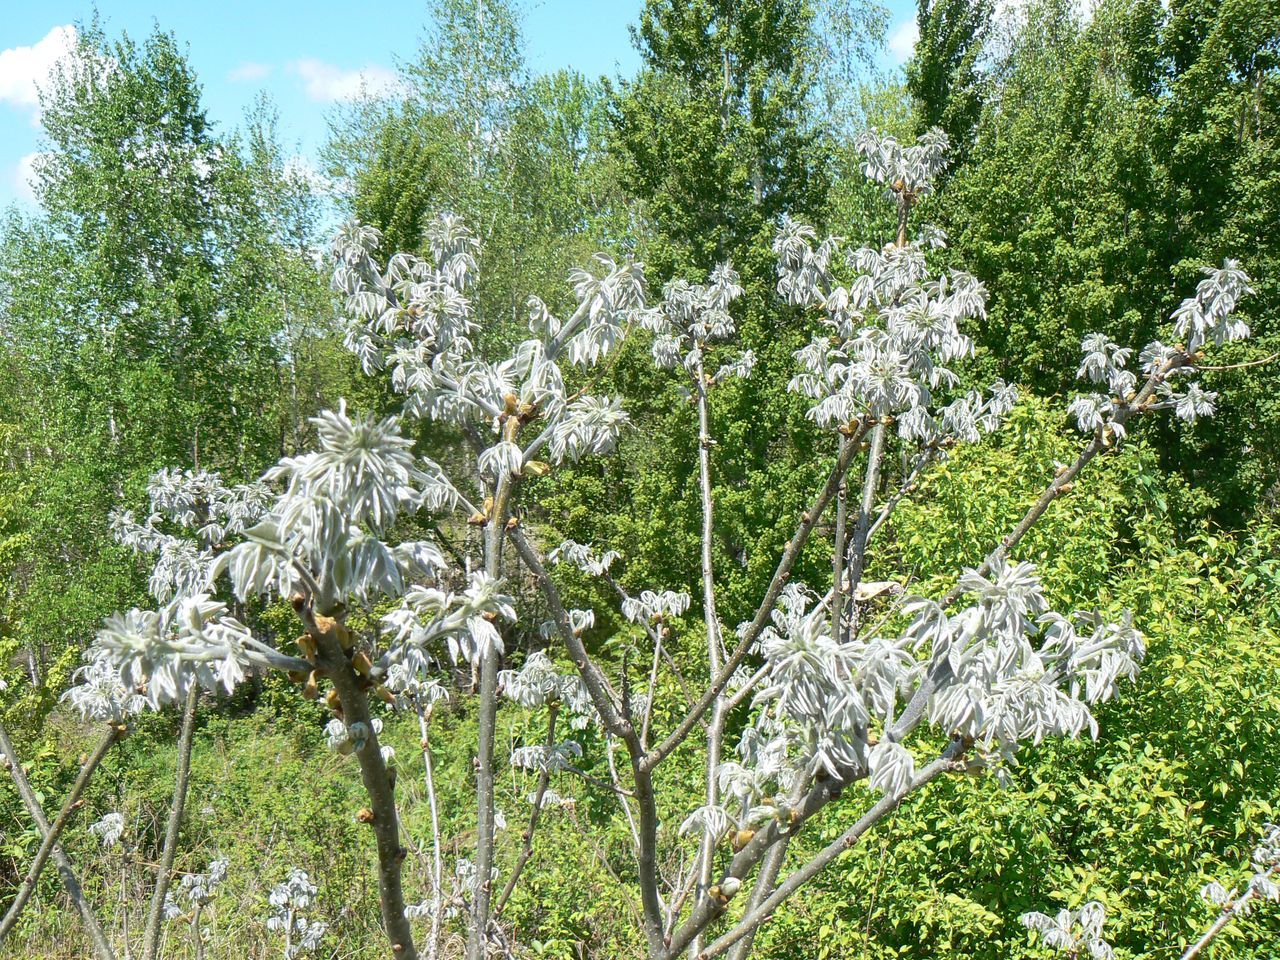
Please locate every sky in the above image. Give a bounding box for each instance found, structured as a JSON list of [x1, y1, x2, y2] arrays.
[[0, 0, 920, 209]]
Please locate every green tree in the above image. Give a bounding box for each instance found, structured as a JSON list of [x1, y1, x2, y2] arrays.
[[936, 0, 1280, 518], [0, 23, 336, 707], [906, 0, 993, 157]]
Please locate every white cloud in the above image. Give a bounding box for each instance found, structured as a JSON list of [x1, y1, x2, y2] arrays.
[[228, 61, 272, 83], [0, 25, 77, 120], [288, 59, 400, 103], [12, 152, 43, 204], [283, 154, 331, 193], [887, 19, 919, 65]]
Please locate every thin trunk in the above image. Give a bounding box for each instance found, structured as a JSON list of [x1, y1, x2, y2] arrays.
[[466, 471, 513, 960], [189, 903, 204, 960], [417, 711, 445, 960], [310, 613, 418, 958], [845, 424, 886, 641], [831, 435, 850, 642], [0, 727, 119, 941], [141, 685, 199, 960], [692, 359, 725, 959]]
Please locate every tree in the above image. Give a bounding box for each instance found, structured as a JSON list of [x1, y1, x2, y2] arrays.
[[0, 23, 337, 705], [2, 127, 1268, 960], [906, 0, 993, 158], [936, 0, 1280, 518], [325, 0, 630, 334]]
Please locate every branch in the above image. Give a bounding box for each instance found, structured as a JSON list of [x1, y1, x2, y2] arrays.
[[866, 446, 937, 542], [142, 685, 199, 960], [0, 719, 117, 960], [695, 756, 957, 960], [508, 526, 667, 955], [509, 528, 633, 741], [494, 704, 560, 918], [724, 773, 813, 960], [888, 356, 1182, 743], [664, 771, 851, 957], [644, 425, 867, 772], [0, 726, 119, 943], [602, 573, 698, 718]]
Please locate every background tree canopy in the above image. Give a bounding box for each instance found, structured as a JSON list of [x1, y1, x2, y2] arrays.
[[1, 1, 1278, 957]]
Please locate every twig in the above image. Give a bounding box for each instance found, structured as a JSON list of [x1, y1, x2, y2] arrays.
[[494, 704, 559, 918], [1181, 863, 1280, 960], [1189, 351, 1279, 372], [416, 706, 445, 960]]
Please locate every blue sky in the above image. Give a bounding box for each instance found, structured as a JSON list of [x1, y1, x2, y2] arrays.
[[0, 1, 919, 209]]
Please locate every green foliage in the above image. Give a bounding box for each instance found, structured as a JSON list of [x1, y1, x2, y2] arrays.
[[933, 0, 1280, 519], [0, 22, 344, 717], [906, 0, 993, 158], [3, 4, 1280, 959]]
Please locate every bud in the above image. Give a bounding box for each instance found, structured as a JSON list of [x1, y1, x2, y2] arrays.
[[351, 650, 373, 677]]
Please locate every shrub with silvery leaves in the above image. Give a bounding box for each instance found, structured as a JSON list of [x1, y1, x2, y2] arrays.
[[265, 869, 326, 959], [1020, 901, 1113, 959], [88, 811, 125, 849], [161, 856, 229, 921], [57, 122, 1261, 960]]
